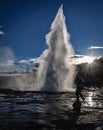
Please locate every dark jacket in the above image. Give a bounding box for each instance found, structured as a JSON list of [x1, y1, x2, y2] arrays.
[[75, 75, 84, 85]]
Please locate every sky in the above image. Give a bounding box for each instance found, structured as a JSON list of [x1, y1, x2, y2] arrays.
[[0, 0, 103, 61]]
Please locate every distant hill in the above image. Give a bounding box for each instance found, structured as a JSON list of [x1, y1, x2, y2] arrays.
[[77, 57, 103, 87]]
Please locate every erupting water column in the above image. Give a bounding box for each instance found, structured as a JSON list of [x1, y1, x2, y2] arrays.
[[36, 5, 75, 92]]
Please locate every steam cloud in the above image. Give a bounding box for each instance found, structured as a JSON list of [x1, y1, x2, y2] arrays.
[[36, 5, 75, 91], [0, 46, 16, 63]]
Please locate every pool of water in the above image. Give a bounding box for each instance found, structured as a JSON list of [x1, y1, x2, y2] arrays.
[[0, 87, 103, 130]]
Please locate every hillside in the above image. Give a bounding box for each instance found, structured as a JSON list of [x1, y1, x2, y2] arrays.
[[77, 57, 103, 87]]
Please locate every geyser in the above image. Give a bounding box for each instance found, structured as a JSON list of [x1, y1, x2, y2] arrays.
[[0, 6, 75, 92], [36, 5, 75, 92]]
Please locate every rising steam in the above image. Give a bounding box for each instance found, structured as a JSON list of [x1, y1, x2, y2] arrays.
[[36, 5, 75, 91]]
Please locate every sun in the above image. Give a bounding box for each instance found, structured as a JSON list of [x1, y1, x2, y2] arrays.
[[84, 56, 95, 64], [78, 56, 95, 64]]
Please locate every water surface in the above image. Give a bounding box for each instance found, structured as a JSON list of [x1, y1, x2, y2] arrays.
[[0, 87, 103, 130]]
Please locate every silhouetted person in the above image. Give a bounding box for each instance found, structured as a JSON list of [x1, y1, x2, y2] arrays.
[[75, 74, 85, 102]]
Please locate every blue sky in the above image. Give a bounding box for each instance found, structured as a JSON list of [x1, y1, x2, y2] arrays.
[[0, 0, 103, 60]]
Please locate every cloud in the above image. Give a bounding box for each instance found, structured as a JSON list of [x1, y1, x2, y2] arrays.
[[88, 46, 103, 50], [0, 26, 3, 28], [0, 30, 5, 35], [0, 57, 40, 72]]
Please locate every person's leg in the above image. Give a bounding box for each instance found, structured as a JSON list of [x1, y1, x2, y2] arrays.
[[76, 90, 79, 101], [80, 92, 85, 101]]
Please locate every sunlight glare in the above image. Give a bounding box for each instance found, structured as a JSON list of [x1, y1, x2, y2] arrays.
[[79, 56, 95, 64], [87, 92, 94, 107]]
